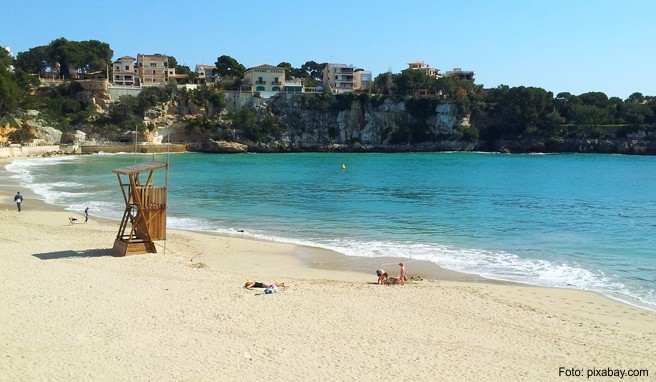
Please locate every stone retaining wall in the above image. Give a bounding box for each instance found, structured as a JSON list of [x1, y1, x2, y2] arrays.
[[0, 145, 76, 158], [80, 144, 187, 154], [0, 144, 186, 158]]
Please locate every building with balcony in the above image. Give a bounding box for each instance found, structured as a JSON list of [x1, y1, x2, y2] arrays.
[[407, 61, 440, 78], [323, 63, 354, 93], [283, 78, 304, 94], [112, 56, 138, 86], [195, 64, 217, 83], [354, 69, 373, 91], [137, 54, 170, 86], [241, 64, 286, 97]]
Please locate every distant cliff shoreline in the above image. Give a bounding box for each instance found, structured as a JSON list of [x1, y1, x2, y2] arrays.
[[3, 138, 656, 159]]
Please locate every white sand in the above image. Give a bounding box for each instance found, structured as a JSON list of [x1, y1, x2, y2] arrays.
[[0, 182, 654, 381]]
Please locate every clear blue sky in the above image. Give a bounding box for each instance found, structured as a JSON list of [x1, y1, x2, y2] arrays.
[[2, 0, 654, 99]]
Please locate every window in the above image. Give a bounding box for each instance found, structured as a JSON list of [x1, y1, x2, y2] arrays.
[[125, 65, 130, 70]]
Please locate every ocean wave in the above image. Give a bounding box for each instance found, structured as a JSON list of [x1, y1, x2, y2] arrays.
[[27, 182, 93, 206], [6, 152, 655, 312], [322, 239, 656, 311], [184, 229, 655, 311], [167, 216, 218, 232]]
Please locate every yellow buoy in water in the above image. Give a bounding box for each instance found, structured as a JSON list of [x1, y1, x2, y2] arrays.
[[341, 164, 346, 170]]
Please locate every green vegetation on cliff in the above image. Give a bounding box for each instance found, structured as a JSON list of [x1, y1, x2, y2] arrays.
[[1, 39, 655, 153]]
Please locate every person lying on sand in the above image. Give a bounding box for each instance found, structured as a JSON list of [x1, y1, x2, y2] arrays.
[[244, 281, 286, 289]]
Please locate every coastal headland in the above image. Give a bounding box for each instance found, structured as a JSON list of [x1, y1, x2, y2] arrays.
[[0, 158, 654, 381]]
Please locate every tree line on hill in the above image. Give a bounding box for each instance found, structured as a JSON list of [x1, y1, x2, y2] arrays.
[[1, 38, 655, 148]]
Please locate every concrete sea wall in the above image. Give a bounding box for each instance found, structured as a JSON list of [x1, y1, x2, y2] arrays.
[[79, 144, 187, 154], [0, 144, 187, 158], [0, 145, 76, 159]]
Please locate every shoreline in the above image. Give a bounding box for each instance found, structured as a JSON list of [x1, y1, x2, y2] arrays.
[[2, 157, 655, 380], [1, 155, 652, 311], [0, 155, 499, 285], [0, 175, 498, 285]]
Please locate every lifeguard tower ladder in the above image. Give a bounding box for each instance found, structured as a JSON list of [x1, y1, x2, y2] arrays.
[[112, 161, 169, 256]]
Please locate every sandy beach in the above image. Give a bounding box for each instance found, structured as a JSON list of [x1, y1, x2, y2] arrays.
[[1, 159, 654, 381]]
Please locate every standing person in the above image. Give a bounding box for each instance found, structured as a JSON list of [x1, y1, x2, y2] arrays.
[[398, 262, 407, 285], [14, 192, 23, 212], [84, 207, 89, 223]]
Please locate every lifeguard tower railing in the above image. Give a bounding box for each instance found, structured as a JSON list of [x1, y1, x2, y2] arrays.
[[112, 161, 169, 256]]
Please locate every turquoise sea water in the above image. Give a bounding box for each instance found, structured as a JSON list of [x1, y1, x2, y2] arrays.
[[5, 152, 656, 310]]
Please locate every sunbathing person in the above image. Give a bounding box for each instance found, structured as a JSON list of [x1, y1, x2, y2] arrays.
[[244, 281, 286, 289]]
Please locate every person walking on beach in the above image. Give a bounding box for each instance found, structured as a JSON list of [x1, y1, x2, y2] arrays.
[[14, 192, 23, 212], [84, 207, 89, 223]]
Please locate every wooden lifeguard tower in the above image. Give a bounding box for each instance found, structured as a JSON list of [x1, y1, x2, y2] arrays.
[[112, 161, 169, 256]]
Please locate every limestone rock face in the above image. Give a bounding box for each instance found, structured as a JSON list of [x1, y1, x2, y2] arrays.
[[0, 114, 63, 144], [34, 122, 63, 144], [265, 93, 473, 152], [198, 139, 248, 153], [0, 123, 15, 144], [435, 103, 460, 135]]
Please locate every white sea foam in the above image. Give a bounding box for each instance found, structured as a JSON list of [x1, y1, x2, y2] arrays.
[[95, 151, 134, 156], [27, 182, 91, 206], [167, 216, 218, 232], [6, 153, 654, 312], [203, 232, 656, 311], [6, 156, 76, 171], [71, 201, 124, 219], [5, 157, 77, 199], [48, 181, 86, 188]]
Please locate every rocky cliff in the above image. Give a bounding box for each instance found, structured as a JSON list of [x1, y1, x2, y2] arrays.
[[248, 93, 476, 152], [0, 113, 85, 146], [6, 90, 656, 156], [235, 93, 656, 155], [483, 137, 656, 155]]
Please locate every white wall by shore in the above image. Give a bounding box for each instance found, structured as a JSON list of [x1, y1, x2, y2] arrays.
[[0, 145, 77, 159]]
